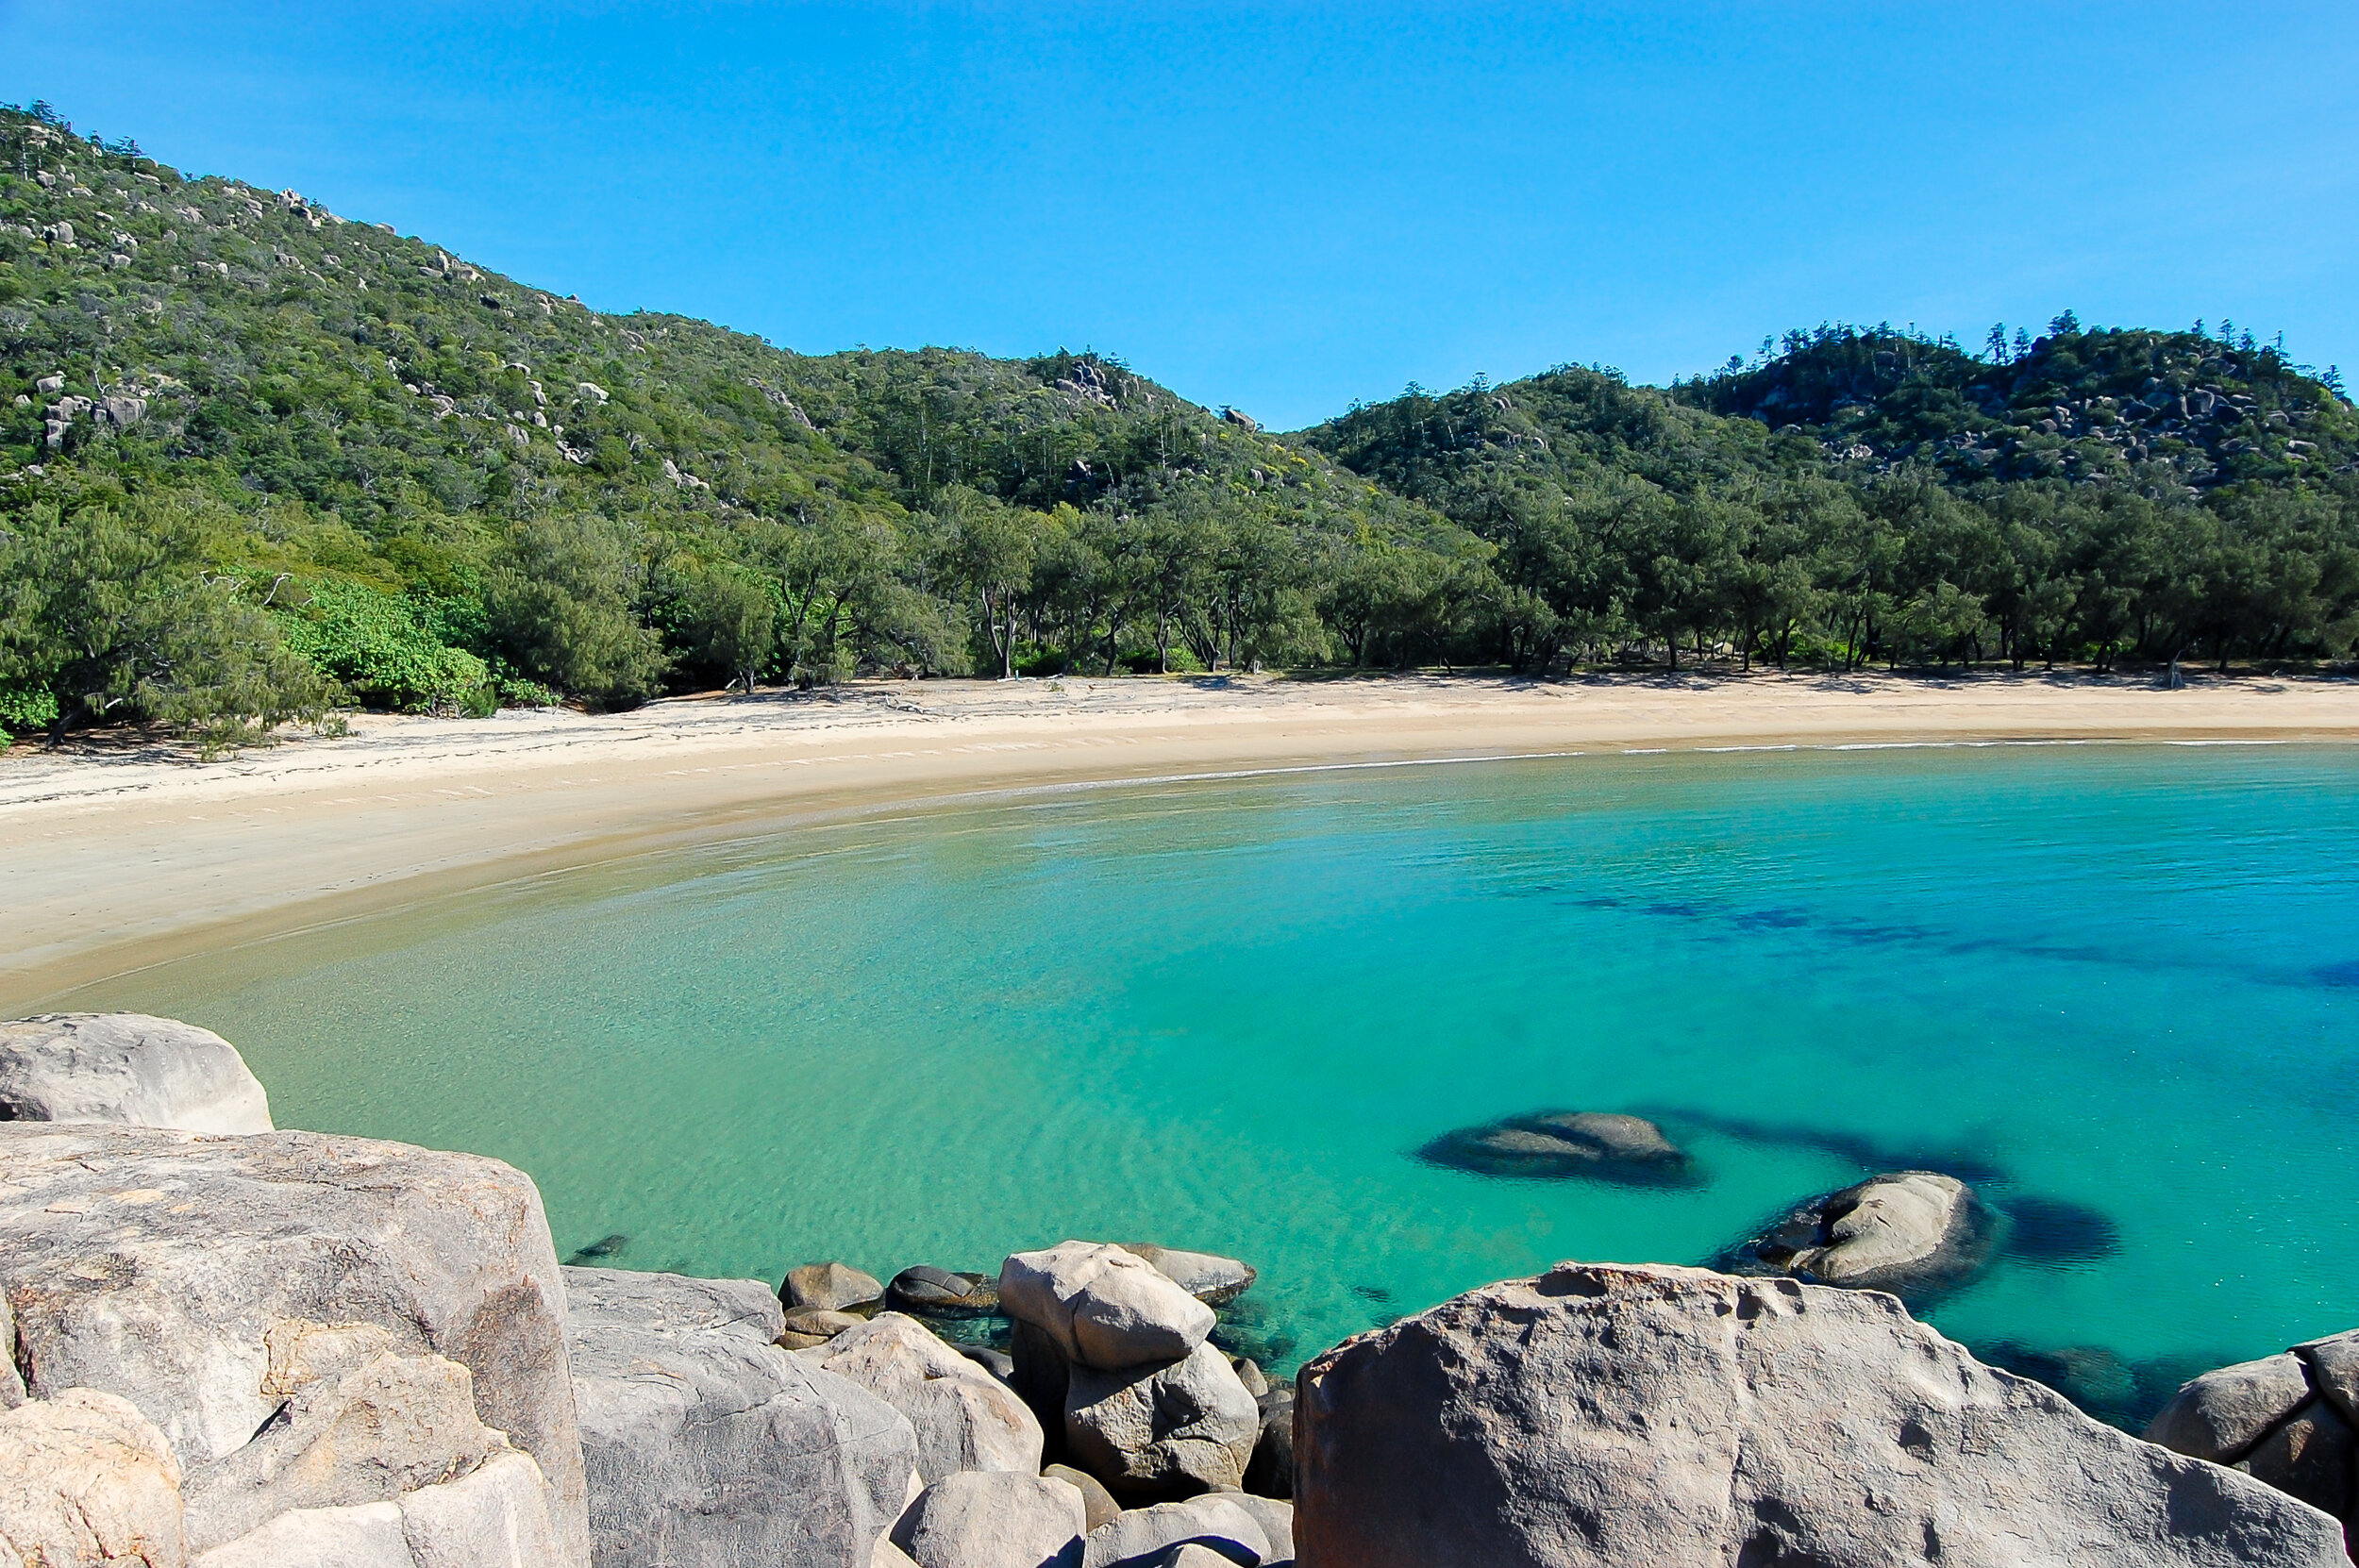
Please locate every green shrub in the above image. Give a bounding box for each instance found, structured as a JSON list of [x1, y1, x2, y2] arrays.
[[273, 577, 494, 714]]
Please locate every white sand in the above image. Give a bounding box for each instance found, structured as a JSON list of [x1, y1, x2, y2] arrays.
[[4, 670, 2352, 1005]]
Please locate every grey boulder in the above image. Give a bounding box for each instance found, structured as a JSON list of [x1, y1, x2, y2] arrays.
[[1116, 1247, 1257, 1309], [0, 1387, 185, 1568], [2146, 1327, 2359, 1535], [1001, 1243, 1214, 1370], [1720, 1170, 1994, 1297], [886, 1265, 1000, 1319], [1043, 1464, 1121, 1533], [192, 1450, 563, 1568], [0, 1013, 272, 1134], [566, 1266, 915, 1568], [1065, 1342, 1259, 1500], [1081, 1496, 1268, 1566], [779, 1308, 875, 1349], [0, 1125, 587, 1565], [889, 1471, 1086, 1568], [803, 1312, 1045, 1482], [784, 1261, 885, 1316], [1294, 1261, 2343, 1567]]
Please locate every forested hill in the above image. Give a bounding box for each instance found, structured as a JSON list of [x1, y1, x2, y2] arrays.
[[2, 99, 2356, 748]]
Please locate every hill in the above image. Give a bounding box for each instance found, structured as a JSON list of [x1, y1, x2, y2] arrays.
[[2, 98, 2355, 746]]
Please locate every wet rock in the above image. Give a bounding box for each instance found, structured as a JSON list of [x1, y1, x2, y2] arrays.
[[1717, 1170, 1995, 1297], [783, 1260, 885, 1316], [804, 1312, 1044, 1483], [1416, 1111, 1693, 1184], [1117, 1246, 1257, 1308], [1080, 1496, 1267, 1567], [889, 1471, 1086, 1568], [0, 1125, 588, 1564], [0, 1388, 185, 1568], [1001, 1243, 1215, 1371], [1065, 1342, 1259, 1500], [0, 1013, 272, 1134], [566, 1265, 913, 1568], [887, 1266, 1000, 1319], [1294, 1261, 2341, 1568]]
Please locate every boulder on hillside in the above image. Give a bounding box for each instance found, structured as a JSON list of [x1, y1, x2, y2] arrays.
[[1294, 1261, 2344, 1568], [0, 1014, 272, 1134], [0, 1387, 185, 1568], [0, 1125, 588, 1566], [1115, 1246, 1257, 1308], [887, 1266, 1000, 1319], [1000, 1243, 1214, 1370], [1417, 1111, 1694, 1184], [565, 1266, 914, 1568], [1717, 1170, 1994, 1298], [1064, 1342, 1260, 1501], [2146, 1327, 2359, 1541], [802, 1312, 1044, 1482], [889, 1471, 1086, 1568], [783, 1261, 885, 1316]]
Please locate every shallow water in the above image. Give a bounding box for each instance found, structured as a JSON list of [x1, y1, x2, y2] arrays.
[[42, 743, 2359, 1422]]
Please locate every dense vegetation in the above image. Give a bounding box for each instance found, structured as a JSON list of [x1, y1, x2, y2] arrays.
[[2, 101, 2353, 746]]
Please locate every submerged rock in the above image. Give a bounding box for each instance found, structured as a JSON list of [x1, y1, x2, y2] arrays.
[[1416, 1110, 1693, 1183], [0, 1013, 272, 1134], [1294, 1261, 2344, 1567], [1717, 1170, 1994, 1298]]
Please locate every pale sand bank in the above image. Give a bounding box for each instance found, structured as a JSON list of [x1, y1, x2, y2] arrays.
[[3, 671, 2353, 1006]]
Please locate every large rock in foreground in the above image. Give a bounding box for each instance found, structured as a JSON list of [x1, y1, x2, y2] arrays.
[[1295, 1261, 2343, 1568], [2146, 1326, 2359, 1545], [565, 1266, 916, 1568], [0, 1014, 271, 1134], [0, 1125, 588, 1565]]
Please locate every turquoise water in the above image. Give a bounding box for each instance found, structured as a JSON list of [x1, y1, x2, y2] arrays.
[[41, 744, 2359, 1423]]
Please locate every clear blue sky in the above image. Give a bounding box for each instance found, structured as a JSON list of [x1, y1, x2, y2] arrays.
[[6, 4, 2352, 428]]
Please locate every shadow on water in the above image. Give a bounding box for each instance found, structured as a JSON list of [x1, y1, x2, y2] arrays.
[[2315, 959, 2359, 988], [1973, 1341, 2224, 1434], [1994, 1194, 2121, 1264], [1641, 1107, 2010, 1187]]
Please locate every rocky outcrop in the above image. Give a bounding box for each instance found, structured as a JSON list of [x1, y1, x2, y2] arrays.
[[0, 1014, 271, 1134], [0, 1124, 588, 1565], [1417, 1110, 1692, 1183], [1001, 1244, 1257, 1500], [1116, 1246, 1256, 1308], [1001, 1243, 1216, 1369], [565, 1265, 915, 1568], [783, 1261, 885, 1316], [1294, 1261, 2343, 1567], [802, 1312, 1044, 1482], [888, 1471, 1086, 1568], [2146, 1327, 2359, 1545], [1718, 1170, 1994, 1297], [0, 1388, 185, 1567], [1064, 1342, 1260, 1499]]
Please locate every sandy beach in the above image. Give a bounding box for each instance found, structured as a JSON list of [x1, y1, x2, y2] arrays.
[[3, 669, 2353, 1007]]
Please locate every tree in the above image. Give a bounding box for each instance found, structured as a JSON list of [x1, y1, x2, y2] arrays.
[[485, 515, 665, 709], [675, 564, 778, 694]]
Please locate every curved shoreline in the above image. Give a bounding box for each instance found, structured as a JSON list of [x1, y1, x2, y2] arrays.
[[4, 669, 2353, 1008]]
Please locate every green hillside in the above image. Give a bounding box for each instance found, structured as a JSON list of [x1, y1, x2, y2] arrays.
[[2, 98, 2354, 747]]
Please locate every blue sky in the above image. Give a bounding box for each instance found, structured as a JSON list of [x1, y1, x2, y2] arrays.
[[5, 4, 2352, 428]]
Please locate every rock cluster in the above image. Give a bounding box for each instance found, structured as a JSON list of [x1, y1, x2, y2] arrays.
[[2145, 1327, 2359, 1550], [1293, 1261, 2343, 1567]]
